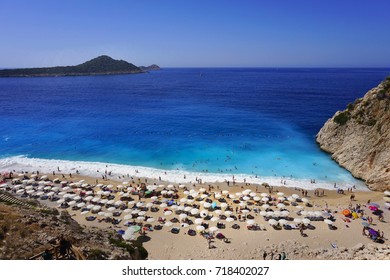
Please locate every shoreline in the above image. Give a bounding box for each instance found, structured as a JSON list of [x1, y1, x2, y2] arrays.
[[1, 166, 389, 260], [0, 155, 369, 191]]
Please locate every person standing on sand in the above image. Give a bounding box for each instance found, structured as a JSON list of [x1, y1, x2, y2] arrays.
[[262, 251, 267, 260]]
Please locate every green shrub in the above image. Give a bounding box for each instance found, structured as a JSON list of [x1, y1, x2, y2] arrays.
[[333, 111, 350, 125], [347, 103, 354, 111], [366, 119, 377, 126]]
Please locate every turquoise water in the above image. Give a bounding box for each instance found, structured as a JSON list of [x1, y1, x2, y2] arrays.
[[0, 68, 389, 187]]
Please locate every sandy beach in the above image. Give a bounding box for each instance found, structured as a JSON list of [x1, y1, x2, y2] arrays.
[[1, 168, 389, 260]]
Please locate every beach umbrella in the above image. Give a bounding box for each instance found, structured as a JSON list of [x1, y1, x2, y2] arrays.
[[199, 188, 206, 193], [242, 209, 250, 215], [147, 218, 155, 223], [314, 211, 323, 217], [196, 225, 205, 231], [278, 219, 288, 225], [201, 194, 209, 199], [103, 191, 111, 196], [260, 211, 267, 216], [105, 212, 113, 218], [40, 175, 48, 180], [287, 197, 295, 202], [179, 184, 186, 189], [124, 214, 133, 220], [243, 196, 250, 201], [180, 198, 187, 203], [57, 199, 65, 204], [222, 190, 229, 195], [229, 194, 236, 199], [136, 202, 144, 207], [260, 193, 268, 197], [209, 226, 219, 232], [211, 217, 219, 222], [100, 199, 108, 204], [324, 219, 333, 225], [268, 219, 278, 226], [123, 209, 132, 213], [214, 209, 222, 214], [36, 191, 44, 196], [128, 201, 136, 206], [47, 192, 55, 196], [107, 207, 116, 212], [164, 222, 173, 227], [242, 190, 251, 195], [246, 220, 256, 225], [97, 190, 104, 195], [77, 202, 86, 208], [181, 223, 189, 228], [81, 211, 89, 215], [150, 196, 158, 201], [145, 202, 153, 208], [191, 208, 199, 215], [200, 210, 209, 217], [236, 192, 242, 196], [384, 191, 390, 196], [138, 211, 147, 216], [184, 206, 192, 212], [164, 210, 173, 216], [160, 203, 168, 208], [292, 194, 300, 199], [137, 216, 145, 221], [179, 213, 188, 219], [194, 218, 203, 225], [266, 212, 275, 217], [44, 186, 52, 191], [203, 202, 211, 208], [277, 203, 285, 209], [250, 192, 257, 197], [92, 206, 101, 211], [16, 189, 25, 194], [261, 204, 270, 210], [300, 210, 309, 217], [277, 192, 284, 196], [261, 197, 269, 202], [224, 210, 233, 216], [220, 203, 228, 208], [253, 196, 261, 201], [301, 198, 309, 203], [293, 218, 302, 224], [68, 201, 76, 206], [302, 218, 311, 225], [274, 210, 281, 217], [86, 205, 94, 209], [226, 217, 234, 223], [132, 209, 140, 214], [73, 195, 81, 201], [84, 196, 93, 202], [215, 193, 222, 199]]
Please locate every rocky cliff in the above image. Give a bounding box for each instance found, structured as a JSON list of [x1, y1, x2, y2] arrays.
[[316, 77, 390, 191]]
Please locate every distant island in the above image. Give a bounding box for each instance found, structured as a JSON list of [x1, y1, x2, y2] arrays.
[[0, 55, 160, 77]]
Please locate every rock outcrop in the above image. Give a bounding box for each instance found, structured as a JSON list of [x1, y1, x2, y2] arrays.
[[316, 77, 390, 191]]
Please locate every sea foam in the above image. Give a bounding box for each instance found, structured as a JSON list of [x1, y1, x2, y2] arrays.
[[0, 155, 369, 191]]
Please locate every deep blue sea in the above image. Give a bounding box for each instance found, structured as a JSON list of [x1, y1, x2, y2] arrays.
[[0, 68, 389, 189]]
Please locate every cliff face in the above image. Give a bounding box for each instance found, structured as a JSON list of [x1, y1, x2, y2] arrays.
[[316, 77, 390, 191]]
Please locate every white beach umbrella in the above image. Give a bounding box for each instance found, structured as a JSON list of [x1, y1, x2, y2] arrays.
[[273, 210, 281, 217], [132, 209, 140, 214], [199, 188, 206, 193], [277, 192, 284, 196], [220, 203, 228, 208], [128, 201, 136, 206], [136, 202, 144, 207], [138, 211, 147, 216], [160, 203, 168, 208], [211, 217, 219, 222], [301, 198, 309, 203], [68, 201, 76, 206], [81, 211, 89, 215], [261, 197, 269, 202], [181, 223, 189, 228], [147, 218, 155, 223], [243, 196, 250, 201], [302, 218, 311, 225], [164, 210, 173, 216], [222, 190, 229, 195], [100, 199, 108, 204], [86, 205, 94, 209], [214, 209, 222, 215], [16, 189, 25, 194], [261, 204, 270, 209], [253, 196, 261, 201], [246, 219, 256, 225], [278, 219, 288, 225], [150, 196, 158, 201], [47, 192, 55, 196], [281, 210, 290, 217], [124, 214, 133, 220], [384, 190, 390, 196], [260, 211, 267, 216], [292, 194, 300, 199], [324, 219, 333, 225], [226, 217, 234, 223], [249, 192, 257, 197], [209, 226, 219, 232], [200, 210, 209, 217], [179, 184, 186, 189], [57, 199, 65, 204], [229, 194, 236, 199], [92, 206, 101, 211], [293, 218, 302, 224], [145, 202, 154, 208], [194, 225, 205, 232], [277, 203, 285, 209], [191, 208, 199, 215], [203, 202, 211, 208], [296, 205, 304, 210], [287, 197, 295, 202], [77, 202, 86, 208], [105, 212, 113, 218], [268, 219, 278, 226], [179, 213, 188, 219], [224, 210, 233, 216], [194, 218, 203, 225], [180, 198, 187, 203], [137, 216, 145, 221], [164, 221, 173, 227], [242, 209, 250, 214], [123, 209, 132, 213]]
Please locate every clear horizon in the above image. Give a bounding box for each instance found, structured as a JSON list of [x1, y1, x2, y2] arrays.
[[1, 0, 390, 68]]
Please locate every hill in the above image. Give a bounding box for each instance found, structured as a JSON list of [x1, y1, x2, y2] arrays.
[[0, 55, 145, 77], [316, 77, 390, 191]]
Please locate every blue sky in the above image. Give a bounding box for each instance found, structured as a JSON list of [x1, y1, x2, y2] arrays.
[[1, 0, 390, 67]]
